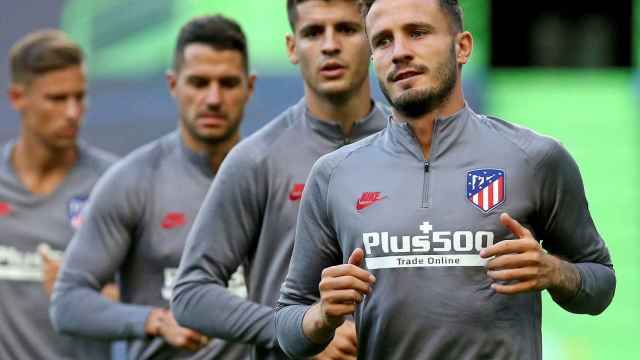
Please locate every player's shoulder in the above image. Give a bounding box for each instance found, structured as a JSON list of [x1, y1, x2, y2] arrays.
[[125, 132, 177, 167], [98, 132, 177, 185], [314, 130, 382, 178], [78, 142, 119, 175], [229, 99, 305, 165], [475, 112, 561, 167]]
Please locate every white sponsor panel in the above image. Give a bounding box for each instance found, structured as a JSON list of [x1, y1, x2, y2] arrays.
[[161, 268, 178, 300], [0, 266, 43, 281], [161, 266, 247, 300], [0, 244, 63, 281], [228, 266, 247, 299], [366, 254, 487, 269], [362, 221, 494, 268]]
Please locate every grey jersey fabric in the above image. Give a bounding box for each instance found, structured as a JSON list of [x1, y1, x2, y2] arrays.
[[276, 105, 615, 360], [50, 132, 249, 360], [0, 141, 116, 360], [171, 98, 387, 360]]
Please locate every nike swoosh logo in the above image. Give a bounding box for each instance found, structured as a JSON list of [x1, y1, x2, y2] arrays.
[[161, 213, 186, 229], [289, 183, 305, 201], [356, 198, 384, 211]]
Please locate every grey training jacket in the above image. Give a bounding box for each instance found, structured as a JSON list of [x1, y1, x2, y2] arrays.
[[50, 132, 249, 360], [276, 105, 615, 360], [0, 141, 116, 360], [172, 98, 388, 359]]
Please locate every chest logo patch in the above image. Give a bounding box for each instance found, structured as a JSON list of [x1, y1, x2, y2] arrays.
[[289, 183, 305, 201], [68, 196, 89, 230], [0, 202, 12, 217], [161, 212, 187, 229], [356, 192, 386, 212], [466, 169, 505, 212]]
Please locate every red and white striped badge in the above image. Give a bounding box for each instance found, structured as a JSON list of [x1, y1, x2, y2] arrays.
[[466, 169, 505, 212]]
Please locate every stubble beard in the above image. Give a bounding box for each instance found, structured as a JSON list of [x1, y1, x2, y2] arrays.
[[380, 44, 458, 119], [182, 113, 241, 146]]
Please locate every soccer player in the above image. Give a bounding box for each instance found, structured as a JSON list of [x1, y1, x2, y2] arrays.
[[171, 1, 387, 359], [50, 15, 253, 359], [275, 0, 616, 359], [0, 29, 117, 359]]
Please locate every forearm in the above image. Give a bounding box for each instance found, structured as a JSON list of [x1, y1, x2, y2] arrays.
[[171, 281, 277, 348], [550, 259, 615, 315], [51, 274, 153, 339], [276, 304, 332, 358], [547, 256, 581, 302], [302, 303, 337, 345]]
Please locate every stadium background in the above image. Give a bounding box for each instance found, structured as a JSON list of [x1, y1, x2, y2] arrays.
[[0, 0, 637, 358]]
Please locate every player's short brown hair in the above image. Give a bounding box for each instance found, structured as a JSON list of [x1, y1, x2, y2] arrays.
[[9, 29, 83, 85], [358, 0, 464, 33], [174, 15, 249, 73], [287, 0, 359, 31]]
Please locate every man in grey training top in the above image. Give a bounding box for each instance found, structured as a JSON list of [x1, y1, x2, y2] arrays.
[[275, 0, 616, 359], [0, 29, 117, 359], [50, 15, 252, 359], [171, 1, 387, 359]]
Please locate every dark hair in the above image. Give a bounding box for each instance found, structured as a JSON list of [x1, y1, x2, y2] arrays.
[[10, 29, 83, 85], [287, 0, 358, 31], [174, 15, 249, 72], [359, 0, 464, 33]]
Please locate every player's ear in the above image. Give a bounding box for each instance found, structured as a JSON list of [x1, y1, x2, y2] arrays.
[[286, 34, 299, 65], [246, 74, 257, 100], [166, 69, 178, 97], [7, 83, 27, 112], [455, 31, 473, 66]]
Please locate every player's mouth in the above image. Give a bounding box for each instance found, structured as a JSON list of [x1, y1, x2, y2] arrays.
[[197, 113, 227, 127], [391, 69, 424, 83], [388, 64, 428, 85], [58, 127, 79, 138], [319, 61, 347, 79]]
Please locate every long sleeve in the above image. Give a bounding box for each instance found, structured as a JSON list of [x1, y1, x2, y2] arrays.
[[171, 146, 277, 348], [275, 155, 342, 358], [533, 140, 615, 315], [50, 161, 153, 339]]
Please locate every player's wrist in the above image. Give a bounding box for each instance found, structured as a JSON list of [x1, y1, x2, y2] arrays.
[[303, 303, 339, 345], [548, 256, 581, 301], [144, 308, 166, 337]]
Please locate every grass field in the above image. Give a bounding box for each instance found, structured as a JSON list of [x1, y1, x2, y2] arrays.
[[488, 69, 639, 359]]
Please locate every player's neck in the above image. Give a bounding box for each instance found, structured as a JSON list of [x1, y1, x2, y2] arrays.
[[206, 134, 239, 175], [180, 129, 240, 174], [304, 80, 372, 138], [11, 133, 78, 195], [397, 84, 466, 160]]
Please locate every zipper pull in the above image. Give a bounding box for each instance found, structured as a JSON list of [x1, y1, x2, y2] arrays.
[[424, 161, 430, 172]]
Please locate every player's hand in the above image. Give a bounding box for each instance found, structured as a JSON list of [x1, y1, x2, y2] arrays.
[[38, 245, 61, 298], [312, 320, 357, 360], [100, 283, 120, 301], [318, 248, 375, 330], [480, 213, 576, 296], [144, 308, 209, 351]]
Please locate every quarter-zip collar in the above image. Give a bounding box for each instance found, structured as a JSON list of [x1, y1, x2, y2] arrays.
[[174, 131, 215, 179], [1, 140, 90, 203], [291, 97, 387, 146], [386, 103, 473, 162]]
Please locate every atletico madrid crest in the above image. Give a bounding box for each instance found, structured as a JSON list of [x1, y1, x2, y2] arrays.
[[68, 195, 88, 230], [466, 169, 505, 212]]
